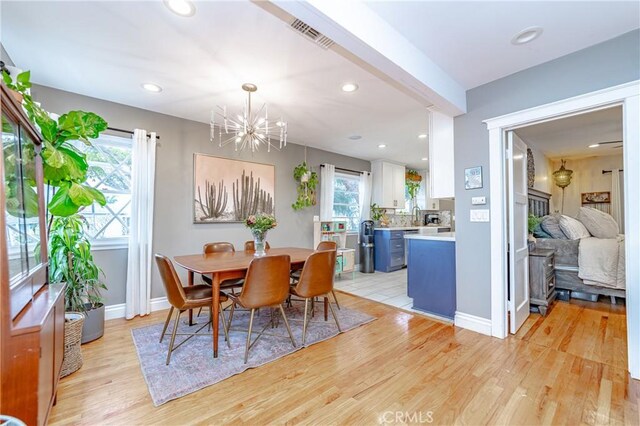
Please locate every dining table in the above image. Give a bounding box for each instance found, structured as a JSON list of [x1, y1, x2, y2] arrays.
[[173, 247, 314, 358]]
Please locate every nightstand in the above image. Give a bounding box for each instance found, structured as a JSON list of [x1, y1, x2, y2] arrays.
[[529, 248, 556, 316]]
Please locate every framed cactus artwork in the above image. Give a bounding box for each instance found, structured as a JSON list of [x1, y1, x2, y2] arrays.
[[193, 154, 275, 223]]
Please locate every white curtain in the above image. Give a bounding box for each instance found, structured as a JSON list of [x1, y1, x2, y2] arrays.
[[359, 171, 372, 220], [611, 168, 623, 233], [320, 163, 335, 221], [125, 130, 157, 319]]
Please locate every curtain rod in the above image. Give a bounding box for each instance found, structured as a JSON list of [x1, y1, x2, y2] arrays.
[[602, 169, 624, 174], [320, 164, 370, 175], [107, 126, 160, 140]]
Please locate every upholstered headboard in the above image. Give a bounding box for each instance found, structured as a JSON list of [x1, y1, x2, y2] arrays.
[[528, 188, 552, 217]]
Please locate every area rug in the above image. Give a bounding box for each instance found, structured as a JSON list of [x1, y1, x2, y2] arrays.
[[131, 304, 375, 406]]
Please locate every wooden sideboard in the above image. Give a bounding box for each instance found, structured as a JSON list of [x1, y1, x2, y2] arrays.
[[1, 83, 65, 425]]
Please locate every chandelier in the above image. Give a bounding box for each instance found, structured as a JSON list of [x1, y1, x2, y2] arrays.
[[553, 159, 573, 213], [210, 83, 287, 153]]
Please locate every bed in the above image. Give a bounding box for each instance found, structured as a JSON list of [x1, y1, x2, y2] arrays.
[[528, 189, 626, 300]]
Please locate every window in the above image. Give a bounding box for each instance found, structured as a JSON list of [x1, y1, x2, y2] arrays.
[[332, 172, 360, 232], [71, 134, 132, 243]]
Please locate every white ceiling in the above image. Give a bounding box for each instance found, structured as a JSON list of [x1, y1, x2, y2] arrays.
[[365, 1, 640, 89], [1, 1, 637, 170], [515, 106, 623, 159], [0, 1, 430, 169]]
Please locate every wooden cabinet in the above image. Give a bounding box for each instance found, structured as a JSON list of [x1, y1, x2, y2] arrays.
[[1, 83, 65, 426], [427, 108, 455, 199], [529, 249, 556, 316], [371, 161, 405, 209], [416, 170, 440, 211]]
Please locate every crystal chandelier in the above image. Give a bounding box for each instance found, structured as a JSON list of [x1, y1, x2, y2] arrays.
[[210, 83, 287, 153]]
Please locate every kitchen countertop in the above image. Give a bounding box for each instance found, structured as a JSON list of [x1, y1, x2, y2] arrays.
[[373, 226, 450, 231], [404, 232, 455, 242]]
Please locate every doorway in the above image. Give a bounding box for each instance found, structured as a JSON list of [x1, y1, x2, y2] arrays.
[[484, 81, 639, 379]]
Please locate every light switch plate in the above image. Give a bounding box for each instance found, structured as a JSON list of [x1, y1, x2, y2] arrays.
[[471, 196, 487, 205], [470, 209, 490, 222]]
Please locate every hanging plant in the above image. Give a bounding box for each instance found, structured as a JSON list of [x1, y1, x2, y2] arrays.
[[405, 169, 422, 200], [291, 161, 318, 211]]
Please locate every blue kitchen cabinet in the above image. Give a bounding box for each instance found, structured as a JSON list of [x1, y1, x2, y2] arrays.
[[374, 230, 405, 272], [407, 238, 456, 319]]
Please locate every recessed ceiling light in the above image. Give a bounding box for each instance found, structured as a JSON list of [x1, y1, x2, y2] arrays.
[[418, 134, 427, 139], [421, 157, 428, 161], [588, 144, 600, 148], [341, 83, 359, 93], [164, 0, 196, 17], [348, 135, 362, 140], [511, 26, 543, 45], [378, 144, 386, 148], [141, 83, 162, 93]]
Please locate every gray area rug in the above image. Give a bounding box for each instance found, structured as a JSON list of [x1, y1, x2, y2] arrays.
[[131, 304, 375, 406]]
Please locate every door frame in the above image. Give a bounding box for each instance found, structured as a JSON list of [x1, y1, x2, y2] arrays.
[[483, 80, 640, 379]]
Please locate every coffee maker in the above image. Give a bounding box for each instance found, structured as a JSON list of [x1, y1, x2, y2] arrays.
[[423, 213, 440, 225]]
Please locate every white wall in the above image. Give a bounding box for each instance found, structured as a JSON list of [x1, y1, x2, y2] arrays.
[[549, 154, 624, 218]]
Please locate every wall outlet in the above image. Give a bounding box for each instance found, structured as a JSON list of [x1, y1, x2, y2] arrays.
[[471, 196, 486, 205], [470, 209, 490, 222]]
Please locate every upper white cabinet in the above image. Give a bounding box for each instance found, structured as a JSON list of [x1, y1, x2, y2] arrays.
[[428, 108, 455, 199], [371, 160, 406, 209]]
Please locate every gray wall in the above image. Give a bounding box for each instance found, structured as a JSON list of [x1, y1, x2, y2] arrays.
[[30, 85, 370, 305], [454, 29, 640, 320]]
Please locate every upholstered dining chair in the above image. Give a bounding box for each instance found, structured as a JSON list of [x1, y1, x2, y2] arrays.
[[244, 240, 271, 251], [290, 249, 342, 345], [290, 240, 341, 310], [226, 254, 296, 363], [155, 254, 230, 365]]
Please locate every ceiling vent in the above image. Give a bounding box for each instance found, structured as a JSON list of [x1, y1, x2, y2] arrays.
[[290, 19, 335, 49]]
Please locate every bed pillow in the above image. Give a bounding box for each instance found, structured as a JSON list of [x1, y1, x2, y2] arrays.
[[532, 223, 552, 239], [559, 215, 591, 240], [577, 207, 619, 239], [540, 215, 567, 239]]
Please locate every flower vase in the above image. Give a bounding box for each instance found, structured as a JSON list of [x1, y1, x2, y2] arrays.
[[252, 230, 268, 257]]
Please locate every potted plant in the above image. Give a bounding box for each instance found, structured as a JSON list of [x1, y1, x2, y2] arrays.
[[3, 70, 109, 346], [245, 213, 277, 256], [291, 161, 318, 211]]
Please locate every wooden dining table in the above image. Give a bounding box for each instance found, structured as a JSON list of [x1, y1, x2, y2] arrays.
[[173, 247, 314, 358]]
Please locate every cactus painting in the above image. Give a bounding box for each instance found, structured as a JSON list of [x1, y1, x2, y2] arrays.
[[193, 154, 275, 223]]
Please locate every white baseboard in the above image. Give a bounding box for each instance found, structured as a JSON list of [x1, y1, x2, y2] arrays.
[[454, 311, 492, 336], [104, 297, 170, 320]]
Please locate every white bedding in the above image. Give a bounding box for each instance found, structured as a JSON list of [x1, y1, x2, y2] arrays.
[[578, 235, 625, 289]]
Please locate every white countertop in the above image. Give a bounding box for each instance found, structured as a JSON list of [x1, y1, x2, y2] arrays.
[[404, 232, 456, 242], [373, 226, 450, 231]]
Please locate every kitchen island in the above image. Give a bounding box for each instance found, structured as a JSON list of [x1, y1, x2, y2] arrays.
[[374, 226, 451, 272], [405, 233, 456, 320]]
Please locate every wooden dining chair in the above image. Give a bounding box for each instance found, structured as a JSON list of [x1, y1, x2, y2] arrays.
[[226, 254, 296, 363], [290, 249, 342, 345], [290, 240, 341, 310], [244, 240, 271, 251], [155, 254, 230, 365]]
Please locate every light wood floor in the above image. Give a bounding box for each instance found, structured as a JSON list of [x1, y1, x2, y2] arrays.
[[50, 294, 638, 425]]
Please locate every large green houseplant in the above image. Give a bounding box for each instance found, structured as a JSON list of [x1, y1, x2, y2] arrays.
[[3, 70, 109, 342]]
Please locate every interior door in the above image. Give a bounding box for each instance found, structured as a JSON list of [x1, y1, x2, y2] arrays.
[[508, 131, 530, 333]]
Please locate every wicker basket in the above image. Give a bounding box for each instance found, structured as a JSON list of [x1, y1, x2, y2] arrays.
[[60, 312, 85, 378]]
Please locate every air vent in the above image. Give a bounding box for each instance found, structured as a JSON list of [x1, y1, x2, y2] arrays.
[[290, 19, 335, 49]]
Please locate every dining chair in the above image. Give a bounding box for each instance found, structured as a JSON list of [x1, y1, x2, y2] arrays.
[[155, 254, 230, 365], [244, 240, 271, 251], [201, 242, 245, 290], [290, 240, 341, 310], [226, 254, 296, 363], [290, 249, 342, 345]]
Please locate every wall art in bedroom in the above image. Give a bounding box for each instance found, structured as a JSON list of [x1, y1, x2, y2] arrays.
[[193, 154, 275, 223]]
